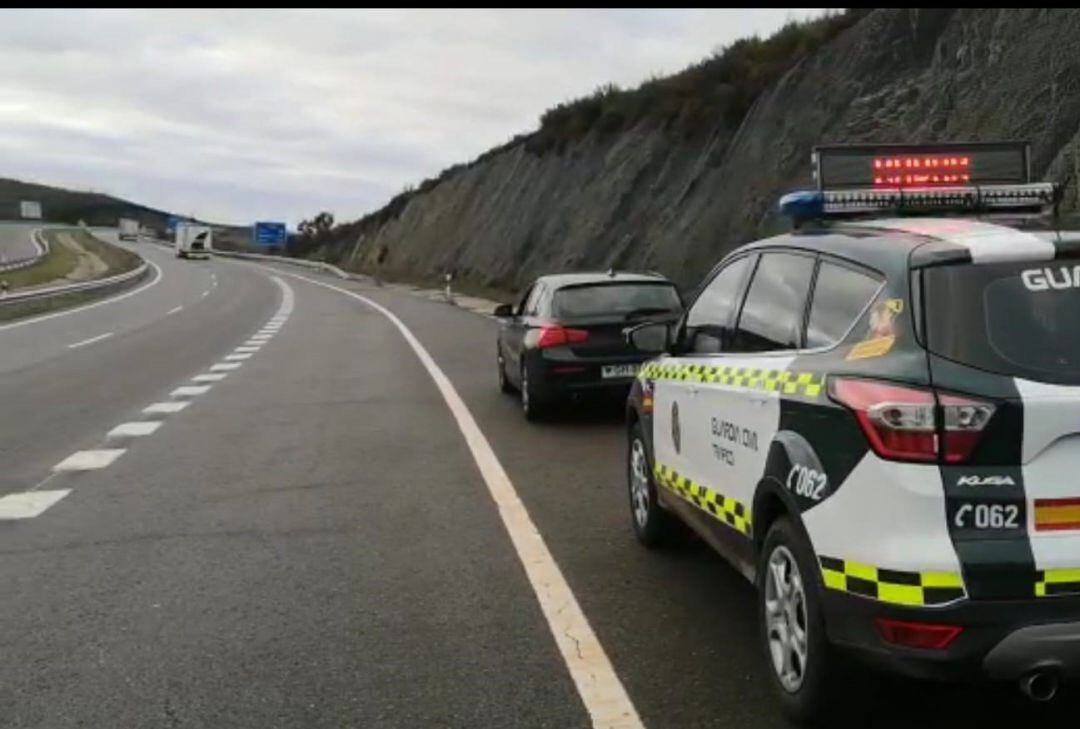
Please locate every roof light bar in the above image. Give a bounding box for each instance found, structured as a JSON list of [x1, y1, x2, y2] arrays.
[[779, 182, 1057, 225]]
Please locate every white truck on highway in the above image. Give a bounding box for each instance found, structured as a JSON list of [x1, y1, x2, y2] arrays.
[[118, 218, 139, 241], [175, 222, 212, 260]]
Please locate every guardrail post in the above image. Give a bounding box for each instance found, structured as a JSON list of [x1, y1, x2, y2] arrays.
[[444, 272, 453, 304]]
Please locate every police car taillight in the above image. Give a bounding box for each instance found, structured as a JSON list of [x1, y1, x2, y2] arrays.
[[876, 618, 963, 651], [828, 379, 995, 464]]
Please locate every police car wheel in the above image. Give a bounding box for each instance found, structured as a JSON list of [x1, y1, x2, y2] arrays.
[[628, 422, 677, 546], [497, 348, 514, 394], [759, 517, 844, 722]]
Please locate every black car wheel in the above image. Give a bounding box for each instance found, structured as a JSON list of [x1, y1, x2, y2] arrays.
[[758, 516, 848, 723], [521, 363, 549, 421], [627, 421, 679, 547], [497, 347, 514, 394]]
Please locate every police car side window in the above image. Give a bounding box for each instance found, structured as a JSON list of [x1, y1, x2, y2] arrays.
[[805, 261, 883, 349], [684, 256, 752, 354], [731, 252, 815, 353]]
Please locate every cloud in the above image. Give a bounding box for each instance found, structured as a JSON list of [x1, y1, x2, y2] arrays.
[[0, 9, 830, 227]]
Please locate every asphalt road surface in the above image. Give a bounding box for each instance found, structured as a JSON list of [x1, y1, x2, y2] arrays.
[[0, 222, 42, 265], [0, 245, 1077, 728]]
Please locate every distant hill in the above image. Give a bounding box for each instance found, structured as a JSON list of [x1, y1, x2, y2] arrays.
[[0, 177, 179, 237], [0, 177, 263, 250]]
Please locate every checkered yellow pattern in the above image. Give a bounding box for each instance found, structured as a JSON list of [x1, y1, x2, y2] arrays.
[[819, 556, 966, 606], [639, 361, 824, 399], [653, 463, 752, 537]]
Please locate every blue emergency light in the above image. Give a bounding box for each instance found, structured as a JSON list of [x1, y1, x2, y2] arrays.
[[780, 141, 1058, 225]]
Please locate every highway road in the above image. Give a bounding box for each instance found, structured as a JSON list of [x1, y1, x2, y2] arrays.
[[0, 222, 42, 266], [0, 241, 1076, 728]]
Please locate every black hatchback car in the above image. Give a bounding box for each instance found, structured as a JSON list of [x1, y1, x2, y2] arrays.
[[494, 271, 682, 420]]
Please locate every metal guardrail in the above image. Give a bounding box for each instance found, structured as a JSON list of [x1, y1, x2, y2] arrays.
[[0, 258, 150, 306], [0, 228, 48, 273], [210, 248, 359, 281], [0, 229, 150, 311]]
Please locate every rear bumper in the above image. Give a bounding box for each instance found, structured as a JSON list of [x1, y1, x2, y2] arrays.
[[524, 350, 649, 398], [823, 587, 1080, 683]]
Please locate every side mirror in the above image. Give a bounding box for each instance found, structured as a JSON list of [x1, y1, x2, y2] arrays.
[[624, 321, 671, 353], [493, 303, 514, 318]]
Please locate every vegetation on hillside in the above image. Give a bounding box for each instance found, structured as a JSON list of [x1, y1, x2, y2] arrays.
[[295, 9, 869, 254]]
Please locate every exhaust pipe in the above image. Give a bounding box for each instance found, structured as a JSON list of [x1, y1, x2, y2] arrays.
[[1019, 670, 1059, 702]]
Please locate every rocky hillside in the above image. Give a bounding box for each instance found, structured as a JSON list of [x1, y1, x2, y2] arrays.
[[303, 8, 1080, 297]]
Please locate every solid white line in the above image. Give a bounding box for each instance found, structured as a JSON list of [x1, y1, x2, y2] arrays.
[[143, 401, 189, 414], [0, 490, 71, 519], [192, 373, 227, 382], [107, 421, 162, 438], [167, 305, 183, 315], [267, 269, 644, 729], [67, 331, 114, 349], [0, 261, 163, 333], [171, 385, 211, 397], [210, 362, 242, 372], [53, 449, 126, 471]]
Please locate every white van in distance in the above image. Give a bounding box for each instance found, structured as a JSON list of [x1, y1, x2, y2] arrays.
[[176, 223, 212, 260]]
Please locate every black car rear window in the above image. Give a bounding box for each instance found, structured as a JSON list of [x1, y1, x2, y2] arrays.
[[552, 282, 681, 320], [923, 260, 1080, 384]]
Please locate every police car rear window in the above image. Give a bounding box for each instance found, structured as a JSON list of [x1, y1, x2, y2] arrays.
[[923, 261, 1080, 385], [552, 283, 681, 320]]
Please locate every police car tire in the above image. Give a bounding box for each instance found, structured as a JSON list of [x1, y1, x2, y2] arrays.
[[628, 422, 679, 547], [758, 517, 847, 723], [497, 347, 514, 394]]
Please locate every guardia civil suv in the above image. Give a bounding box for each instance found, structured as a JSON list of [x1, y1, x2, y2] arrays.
[[623, 142, 1080, 721]]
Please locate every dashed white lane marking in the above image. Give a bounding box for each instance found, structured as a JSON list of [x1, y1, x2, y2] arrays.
[[234, 346, 261, 353], [171, 385, 211, 397], [0, 490, 71, 519], [250, 334, 272, 341], [144, 401, 189, 414], [210, 362, 242, 372], [269, 269, 644, 729], [107, 421, 162, 438], [167, 305, 184, 315], [67, 331, 114, 349], [200, 290, 210, 298], [243, 339, 266, 347], [192, 373, 227, 382], [0, 261, 163, 333], [54, 449, 126, 472], [225, 353, 252, 361]]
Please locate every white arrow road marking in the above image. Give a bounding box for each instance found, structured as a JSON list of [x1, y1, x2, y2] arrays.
[[107, 421, 162, 438], [268, 268, 646, 729], [0, 490, 71, 519], [67, 332, 114, 349], [54, 449, 126, 471], [144, 401, 189, 414]]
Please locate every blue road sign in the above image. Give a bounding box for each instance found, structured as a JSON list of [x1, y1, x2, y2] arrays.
[[254, 221, 287, 247], [166, 215, 181, 235]]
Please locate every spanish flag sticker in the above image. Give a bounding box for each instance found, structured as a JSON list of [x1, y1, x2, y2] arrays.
[[1035, 498, 1080, 532]]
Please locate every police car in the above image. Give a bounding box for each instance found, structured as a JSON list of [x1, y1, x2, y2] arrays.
[[623, 142, 1080, 720]]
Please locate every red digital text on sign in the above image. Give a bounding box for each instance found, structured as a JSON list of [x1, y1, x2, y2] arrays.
[[873, 155, 971, 187]]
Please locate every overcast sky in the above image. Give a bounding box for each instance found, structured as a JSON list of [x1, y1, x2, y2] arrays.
[[0, 9, 829, 227]]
